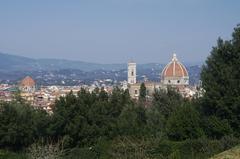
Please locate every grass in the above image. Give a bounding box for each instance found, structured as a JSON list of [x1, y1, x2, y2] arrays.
[[0, 149, 26, 159], [210, 145, 240, 159]]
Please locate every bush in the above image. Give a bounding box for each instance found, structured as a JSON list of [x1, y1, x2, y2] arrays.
[[63, 147, 98, 159], [166, 103, 204, 141], [0, 101, 49, 150], [203, 116, 233, 139], [26, 139, 65, 159], [0, 149, 26, 159]]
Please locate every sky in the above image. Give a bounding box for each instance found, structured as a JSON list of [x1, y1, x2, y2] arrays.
[[0, 0, 239, 64]]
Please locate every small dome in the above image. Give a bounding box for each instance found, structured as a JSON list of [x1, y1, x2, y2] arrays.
[[20, 76, 35, 87], [161, 54, 188, 78]]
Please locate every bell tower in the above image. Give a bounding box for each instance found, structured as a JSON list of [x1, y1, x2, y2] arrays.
[[128, 61, 136, 84]]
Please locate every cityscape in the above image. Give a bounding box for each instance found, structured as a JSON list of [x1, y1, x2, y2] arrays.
[[0, 1, 240, 159], [0, 53, 202, 113]]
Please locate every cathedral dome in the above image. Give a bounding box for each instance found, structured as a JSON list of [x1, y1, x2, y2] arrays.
[[161, 54, 189, 85], [20, 76, 35, 87]]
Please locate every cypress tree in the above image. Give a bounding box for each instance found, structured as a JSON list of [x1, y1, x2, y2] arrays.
[[201, 25, 240, 133], [139, 83, 147, 102]]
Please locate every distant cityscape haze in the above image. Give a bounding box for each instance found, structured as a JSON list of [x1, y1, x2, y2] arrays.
[[0, 0, 239, 64]]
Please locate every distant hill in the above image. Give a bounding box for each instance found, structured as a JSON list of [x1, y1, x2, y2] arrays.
[[0, 52, 125, 71], [0, 52, 202, 85], [0, 52, 37, 71], [0, 52, 167, 71]]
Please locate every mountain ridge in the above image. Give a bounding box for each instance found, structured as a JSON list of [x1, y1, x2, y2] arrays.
[[0, 52, 202, 72], [0, 52, 202, 85], [0, 52, 164, 71]]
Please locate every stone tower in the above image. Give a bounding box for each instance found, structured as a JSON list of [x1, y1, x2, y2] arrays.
[[128, 61, 136, 84]]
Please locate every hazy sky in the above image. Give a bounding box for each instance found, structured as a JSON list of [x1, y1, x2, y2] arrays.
[[0, 0, 239, 64]]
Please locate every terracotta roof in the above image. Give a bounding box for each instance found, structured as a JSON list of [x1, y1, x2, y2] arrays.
[[20, 76, 35, 87], [162, 54, 188, 78]]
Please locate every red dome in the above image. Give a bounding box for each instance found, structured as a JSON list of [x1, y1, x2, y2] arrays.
[[20, 76, 35, 87], [162, 54, 188, 78]]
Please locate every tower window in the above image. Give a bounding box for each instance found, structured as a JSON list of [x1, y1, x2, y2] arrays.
[[131, 71, 134, 76], [135, 90, 138, 94], [168, 80, 171, 83]]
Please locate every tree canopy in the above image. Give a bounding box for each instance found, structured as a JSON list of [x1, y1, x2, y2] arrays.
[[201, 25, 240, 134]]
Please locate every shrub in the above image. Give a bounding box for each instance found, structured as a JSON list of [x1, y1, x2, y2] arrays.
[[166, 104, 204, 141]]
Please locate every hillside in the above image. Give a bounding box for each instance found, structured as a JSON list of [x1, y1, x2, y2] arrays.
[[0, 52, 37, 71], [0, 52, 125, 71], [0, 52, 201, 85], [211, 146, 240, 159], [0, 52, 168, 71]]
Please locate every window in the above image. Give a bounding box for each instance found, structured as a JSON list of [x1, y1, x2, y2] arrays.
[[168, 80, 171, 83], [177, 80, 180, 83], [135, 90, 138, 94], [131, 70, 134, 76]]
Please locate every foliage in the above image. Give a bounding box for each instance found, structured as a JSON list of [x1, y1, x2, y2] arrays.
[[107, 136, 240, 159], [152, 88, 183, 119], [166, 103, 204, 141], [201, 25, 240, 134], [203, 116, 233, 139], [0, 149, 26, 159], [0, 101, 49, 150], [2, 24, 240, 158], [117, 104, 147, 136], [26, 139, 65, 159], [146, 106, 165, 137], [48, 88, 132, 148], [139, 83, 147, 102]]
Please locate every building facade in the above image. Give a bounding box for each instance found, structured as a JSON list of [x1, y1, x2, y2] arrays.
[[161, 54, 189, 86], [127, 61, 136, 84], [19, 76, 36, 93], [128, 53, 190, 99]]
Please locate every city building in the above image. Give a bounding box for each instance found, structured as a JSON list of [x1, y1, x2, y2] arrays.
[[127, 61, 136, 84], [128, 53, 195, 99], [161, 53, 189, 86], [19, 76, 36, 93]]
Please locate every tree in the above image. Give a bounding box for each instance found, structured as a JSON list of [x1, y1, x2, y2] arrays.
[[203, 116, 233, 139], [201, 25, 240, 133], [146, 106, 165, 137], [48, 87, 133, 148], [99, 87, 108, 101], [0, 101, 49, 150], [166, 103, 204, 141], [152, 88, 183, 119], [139, 83, 147, 102], [117, 104, 147, 136]]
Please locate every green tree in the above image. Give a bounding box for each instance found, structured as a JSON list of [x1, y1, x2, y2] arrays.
[[203, 116, 233, 139], [139, 83, 147, 102], [0, 101, 49, 150], [48, 87, 132, 148], [166, 103, 204, 141], [48, 91, 86, 147], [152, 87, 183, 119], [201, 25, 240, 134], [146, 106, 165, 137], [99, 87, 108, 101], [117, 104, 147, 136]]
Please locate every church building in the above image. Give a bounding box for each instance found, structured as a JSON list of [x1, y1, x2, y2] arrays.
[[19, 76, 36, 103], [19, 76, 36, 93], [161, 54, 189, 86], [128, 54, 189, 99]]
